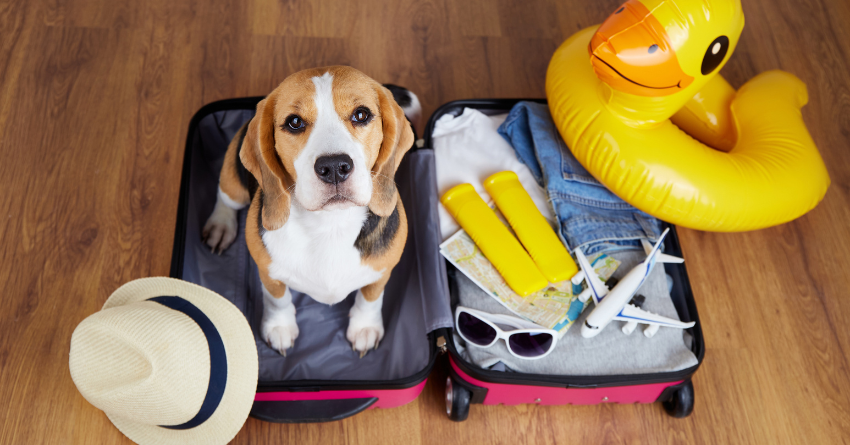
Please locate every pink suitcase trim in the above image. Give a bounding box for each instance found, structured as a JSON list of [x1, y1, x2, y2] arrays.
[[450, 357, 681, 405], [254, 380, 428, 409]]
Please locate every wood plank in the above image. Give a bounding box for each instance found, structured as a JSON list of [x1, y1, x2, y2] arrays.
[[0, 0, 848, 443]]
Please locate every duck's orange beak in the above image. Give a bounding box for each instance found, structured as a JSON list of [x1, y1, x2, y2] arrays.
[[589, 0, 694, 97]]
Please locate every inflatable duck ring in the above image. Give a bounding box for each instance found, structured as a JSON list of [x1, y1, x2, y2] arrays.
[[546, 0, 829, 231]]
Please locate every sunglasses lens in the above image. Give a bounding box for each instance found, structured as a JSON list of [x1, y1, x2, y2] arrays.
[[457, 312, 497, 346], [508, 332, 554, 358]]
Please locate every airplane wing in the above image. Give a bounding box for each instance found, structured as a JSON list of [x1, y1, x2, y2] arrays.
[[641, 230, 684, 264], [614, 304, 696, 329], [573, 248, 608, 304]]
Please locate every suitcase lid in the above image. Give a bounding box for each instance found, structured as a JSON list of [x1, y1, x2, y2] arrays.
[[170, 98, 453, 390]]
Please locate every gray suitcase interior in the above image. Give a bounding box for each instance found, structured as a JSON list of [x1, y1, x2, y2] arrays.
[[172, 104, 453, 383]]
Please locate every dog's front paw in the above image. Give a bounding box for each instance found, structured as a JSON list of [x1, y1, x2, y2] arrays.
[[347, 300, 384, 358], [261, 304, 299, 356], [202, 200, 238, 254]]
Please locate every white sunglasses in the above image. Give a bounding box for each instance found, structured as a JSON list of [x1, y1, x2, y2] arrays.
[[454, 306, 559, 360]]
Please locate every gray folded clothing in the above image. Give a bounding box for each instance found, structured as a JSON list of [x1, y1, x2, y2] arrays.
[[453, 250, 698, 375]]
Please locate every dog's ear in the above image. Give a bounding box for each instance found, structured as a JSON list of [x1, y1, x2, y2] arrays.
[[240, 97, 292, 231], [368, 85, 415, 217]]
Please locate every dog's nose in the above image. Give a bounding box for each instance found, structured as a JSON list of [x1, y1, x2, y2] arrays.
[[314, 154, 354, 184]]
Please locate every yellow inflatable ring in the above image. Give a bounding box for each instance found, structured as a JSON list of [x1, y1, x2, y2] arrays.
[[546, 0, 829, 232]]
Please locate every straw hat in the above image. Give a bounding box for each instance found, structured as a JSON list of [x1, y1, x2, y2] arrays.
[[69, 277, 258, 445]]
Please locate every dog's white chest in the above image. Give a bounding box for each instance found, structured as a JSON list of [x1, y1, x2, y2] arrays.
[[262, 205, 382, 305]]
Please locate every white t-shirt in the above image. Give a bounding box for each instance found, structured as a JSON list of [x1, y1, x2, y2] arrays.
[[433, 107, 554, 241]]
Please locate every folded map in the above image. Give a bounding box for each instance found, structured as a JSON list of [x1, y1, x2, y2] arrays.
[[440, 229, 619, 338]]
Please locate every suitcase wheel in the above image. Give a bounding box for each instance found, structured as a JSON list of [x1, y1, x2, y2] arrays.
[[445, 376, 471, 422], [663, 379, 695, 418]]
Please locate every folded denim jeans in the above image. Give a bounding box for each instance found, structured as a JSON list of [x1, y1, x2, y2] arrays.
[[498, 101, 660, 255]]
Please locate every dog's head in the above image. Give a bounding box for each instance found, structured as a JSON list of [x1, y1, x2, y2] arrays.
[[240, 66, 415, 231]]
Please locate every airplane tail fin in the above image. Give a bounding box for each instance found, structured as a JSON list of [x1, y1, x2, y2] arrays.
[[640, 228, 683, 264], [656, 253, 684, 264]]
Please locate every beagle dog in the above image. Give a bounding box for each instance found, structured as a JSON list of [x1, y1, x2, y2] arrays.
[[202, 66, 418, 357]]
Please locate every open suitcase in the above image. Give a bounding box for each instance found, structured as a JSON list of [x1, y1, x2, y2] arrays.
[[170, 96, 704, 423], [428, 99, 705, 421]]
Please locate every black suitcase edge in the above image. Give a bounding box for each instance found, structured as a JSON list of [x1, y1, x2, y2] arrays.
[[251, 398, 378, 424]]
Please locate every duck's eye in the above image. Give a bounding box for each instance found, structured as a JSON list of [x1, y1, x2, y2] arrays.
[[283, 115, 306, 133], [350, 107, 372, 126], [648, 44, 658, 54], [701, 36, 729, 75]]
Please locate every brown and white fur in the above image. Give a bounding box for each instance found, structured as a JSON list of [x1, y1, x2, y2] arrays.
[[202, 66, 417, 357]]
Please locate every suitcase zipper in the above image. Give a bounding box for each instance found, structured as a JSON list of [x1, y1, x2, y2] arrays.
[[437, 335, 448, 355]]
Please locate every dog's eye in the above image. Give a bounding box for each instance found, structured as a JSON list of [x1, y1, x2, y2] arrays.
[[350, 107, 372, 126], [283, 115, 306, 133]]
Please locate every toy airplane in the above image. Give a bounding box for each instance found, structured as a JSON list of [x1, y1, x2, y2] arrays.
[[572, 228, 695, 339]]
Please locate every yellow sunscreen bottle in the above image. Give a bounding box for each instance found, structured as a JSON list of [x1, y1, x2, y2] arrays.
[[441, 184, 548, 296], [484, 171, 578, 283]]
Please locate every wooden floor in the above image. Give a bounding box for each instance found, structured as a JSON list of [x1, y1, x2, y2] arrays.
[[1, 0, 849, 443]]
